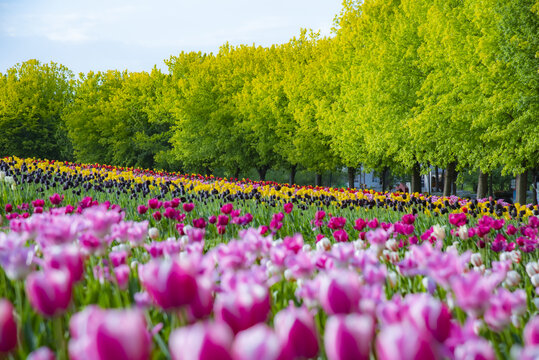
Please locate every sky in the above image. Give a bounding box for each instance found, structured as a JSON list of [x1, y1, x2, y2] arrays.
[[0, 0, 343, 75]]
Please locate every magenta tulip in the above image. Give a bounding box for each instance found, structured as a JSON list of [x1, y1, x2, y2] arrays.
[[324, 314, 374, 360], [274, 305, 319, 359], [44, 244, 85, 282], [319, 270, 361, 315], [0, 299, 17, 353], [138, 259, 197, 310], [169, 321, 233, 360], [232, 324, 281, 360], [26, 269, 72, 317]]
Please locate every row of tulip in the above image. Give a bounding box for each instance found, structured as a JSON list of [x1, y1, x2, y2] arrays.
[[0, 157, 538, 359]]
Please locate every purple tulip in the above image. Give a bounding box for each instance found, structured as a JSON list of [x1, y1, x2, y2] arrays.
[[324, 314, 374, 360], [0, 299, 18, 353], [138, 259, 197, 310], [169, 321, 233, 360], [27, 347, 56, 360], [274, 304, 319, 359], [26, 269, 72, 317], [232, 324, 281, 360]]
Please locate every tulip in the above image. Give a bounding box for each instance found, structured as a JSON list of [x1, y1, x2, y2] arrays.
[[0, 299, 17, 353], [376, 324, 438, 360], [406, 295, 451, 342], [138, 259, 197, 310], [221, 203, 233, 215], [152, 211, 162, 222], [69, 306, 152, 360], [284, 203, 293, 214], [137, 205, 148, 215], [183, 203, 195, 212], [26, 269, 72, 317], [324, 314, 374, 360], [49, 193, 64, 205], [524, 315, 539, 346], [27, 347, 56, 360], [186, 276, 214, 322], [148, 198, 160, 209], [319, 270, 361, 315], [333, 229, 349, 243], [44, 244, 85, 282], [274, 305, 319, 359], [215, 283, 270, 334], [169, 321, 233, 360], [232, 324, 281, 360], [454, 338, 496, 360]]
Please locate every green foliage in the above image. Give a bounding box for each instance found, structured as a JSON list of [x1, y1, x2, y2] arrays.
[[0, 60, 74, 160]]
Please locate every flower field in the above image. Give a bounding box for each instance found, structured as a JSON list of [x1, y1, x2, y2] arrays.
[[0, 157, 538, 360]]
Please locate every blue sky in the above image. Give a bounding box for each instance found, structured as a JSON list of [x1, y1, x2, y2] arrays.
[[0, 0, 342, 75]]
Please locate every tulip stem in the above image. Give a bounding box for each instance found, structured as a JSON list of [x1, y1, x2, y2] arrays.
[[53, 316, 67, 360]]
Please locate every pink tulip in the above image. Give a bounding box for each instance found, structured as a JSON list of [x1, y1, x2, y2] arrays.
[[324, 314, 374, 360], [186, 276, 214, 322], [274, 304, 319, 359], [44, 244, 85, 282], [454, 338, 496, 360], [138, 259, 197, 310], [26, 269, 72, 317], [113, 265, 130, 290], [27, 347, 56, 360], [333, 229, 349, 243], [405, 294, 451, 343], [183, 203, 195, 212], [69, 306, 152, 360], [169, 321, 233, 360], [232, 324, 281, 360], [0, 299, 18, 353], [376, 324, 438, 360], [215, 283, 270, 334], [319, 270, 361, 315], [524, 316, 539, 346]]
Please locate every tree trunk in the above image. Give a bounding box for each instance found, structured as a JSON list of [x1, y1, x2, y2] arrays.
[[289, 165, 297, 185], [348, 167, 356, 188], [257, 167, 268, 182], [489, 172, 494, 198], [532, 168, 538, 206], [443, 162, 456, 196], [381, 167, 388, 192], [515, 170, 528, 205], [410, 163, 421, 193], [315, 173, 322, 186], [477, 170, 488, 199], [234, 167, 240, 180], [435, 166, 439, 192], [452, 170, 458, 196]]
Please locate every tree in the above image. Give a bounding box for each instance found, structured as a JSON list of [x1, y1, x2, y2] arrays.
[[0, 59, 74, 160]]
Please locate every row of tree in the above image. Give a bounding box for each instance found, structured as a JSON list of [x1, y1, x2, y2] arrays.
[[0, 0, 537, 203]]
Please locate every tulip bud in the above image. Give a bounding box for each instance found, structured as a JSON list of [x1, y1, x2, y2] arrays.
[[531, 274, 539, 288], [432, 224, 446, 241], [385, 239, 398, 252], [324, 314, 374, 360], [471, 253, 483, 267], [148, 227, 159, 240], [26, 269, 72, 317], [274, 305, 319, 359], [526, 262, 539, 277], [457, 225, 469, 240], [0, 299, 18, 353], [505, 270, 521, 287], [169, 321, 233, 360], [387, 271, 398, 288], [316, 237, 331, 252]]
